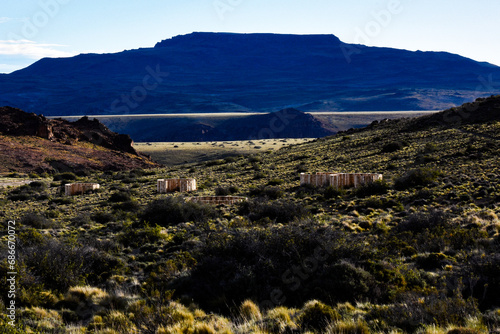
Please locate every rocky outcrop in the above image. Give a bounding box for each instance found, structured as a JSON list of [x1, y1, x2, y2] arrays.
[[0, 106, 159, 173], [0, 107, 138, 154]]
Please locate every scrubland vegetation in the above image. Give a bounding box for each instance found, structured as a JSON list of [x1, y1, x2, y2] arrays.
[[1, 106, 499, 333]]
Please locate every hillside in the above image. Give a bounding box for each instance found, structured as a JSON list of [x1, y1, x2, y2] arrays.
[[103, 108, 335, 142], [0, 96, 499, 333], [0, 32, 499, 118], [0, 107, 159, 173]]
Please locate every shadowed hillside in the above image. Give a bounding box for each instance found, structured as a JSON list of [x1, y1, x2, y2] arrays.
[[1, 96, 499, 333], [0, 32, 499, 116]]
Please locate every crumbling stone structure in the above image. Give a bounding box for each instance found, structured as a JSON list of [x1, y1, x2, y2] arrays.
[[65, 183, 100, 196], [157, 178, 197, 193], [187, 196, 247, 205], [300, 173, 383, 188]]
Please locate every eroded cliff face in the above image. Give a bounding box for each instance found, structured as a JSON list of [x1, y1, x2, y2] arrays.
[[0, 107, 137, 154], [0, 106, 159, 173]]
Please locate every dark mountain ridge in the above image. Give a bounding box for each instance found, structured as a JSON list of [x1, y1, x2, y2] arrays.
[[1, 32, 499, 117]]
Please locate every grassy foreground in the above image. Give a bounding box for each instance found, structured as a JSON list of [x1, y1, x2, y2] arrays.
[[0, 102, 499, 333]]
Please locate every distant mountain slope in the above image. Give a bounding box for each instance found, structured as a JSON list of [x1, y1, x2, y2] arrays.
[[0, 107, 159, 173], [101, 108, 335, 142], [1, 32, 499, 116]]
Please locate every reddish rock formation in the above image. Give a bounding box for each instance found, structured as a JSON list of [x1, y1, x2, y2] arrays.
[[0, 106, 159, 173]]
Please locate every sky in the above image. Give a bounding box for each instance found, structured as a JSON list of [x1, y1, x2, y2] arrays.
[[1, 0, 499, 74]]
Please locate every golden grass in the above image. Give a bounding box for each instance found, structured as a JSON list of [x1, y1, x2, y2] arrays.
[[135, 138, 314, 165]]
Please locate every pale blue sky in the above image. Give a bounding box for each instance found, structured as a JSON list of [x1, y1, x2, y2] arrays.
[[1, 0, 499, 73]]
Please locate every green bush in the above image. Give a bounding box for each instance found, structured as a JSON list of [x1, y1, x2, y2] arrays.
[[324, 185, 346, 199], [16, 238, 123, 293], [118, 224, 167, 248], [267, 178, 284, 186], [244, 199, 309, 224], [397, 209, 450, 233], [414, 252, 455, 270], [248, 186, 284, 199], [28, 181, 47, 190], [382, 141, 405, 153], [49, 197, 74, 205], [21, 212, 56, 229], [318, 261, 374, 303], [112, 200, 141, 213], [53, 172, 78, 181], [109, 190, 131, 203], [215, 186, 238, 196], [355, 180, 389, 197], [394, 168, 441, 190], [92, 212, 115, 224], [8, 183, 48, 202], [142, 197, 219, 226]]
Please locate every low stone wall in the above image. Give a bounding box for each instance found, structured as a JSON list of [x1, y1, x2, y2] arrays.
[[65, 183, 100, 196], [300, 173, 383, 188], [299, 173, 333, 187], [329, 173, 383, 188], [187, 196, 247, 205], [158, 178, 197, 193]]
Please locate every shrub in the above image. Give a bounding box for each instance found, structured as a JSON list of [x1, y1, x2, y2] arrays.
[[18, 239, 123, 293], [239, 300, 262, 321], [112, 200, 141, 213], [103, 310, 134, 333], [18, 228, 46, 246], [326, 319, 370, 334], [142, 197, 219, 226], [21, 212, 56, 229], [8, 183, 48, 202], [298, 300, 340, 332], [71, 214, 91, 226], [109, 190, 131, 203], [53, 172, 77, 181], [92, 212, 115, 224], [49, 197, 74, 205], [248, 186, 284, 199], [246, 199, 309, 224], [267, 178, 284, 186], [317, 261, 374, 303], [324, 185, 346, 199], [118, 224, 167, 248], [28, 181, 47, 190], [394, 168, 441, 190], [414, 252, 456, 270], [355, 180, 389, 197], [446, 328, 482, 334], [264, 307, 296, 333], [215, 186, 239, 196], [382, 141, 405, 153], [7, 193, 31, 201], [397, 209, 450, 233]]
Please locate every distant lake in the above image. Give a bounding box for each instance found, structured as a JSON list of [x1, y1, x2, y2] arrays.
[[47, 110, 440, 121]]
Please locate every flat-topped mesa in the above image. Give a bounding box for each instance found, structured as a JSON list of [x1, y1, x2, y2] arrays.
[[65, 183, 100, 196], [157, 178, 197, 193], [300, 173, 383, 188], [187, 196, 247, 205]]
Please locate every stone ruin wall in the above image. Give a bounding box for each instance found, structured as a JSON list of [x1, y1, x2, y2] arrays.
[[65, 183, 100, 196], [157, 178, 197, 193], [300, 173, 383, 188]]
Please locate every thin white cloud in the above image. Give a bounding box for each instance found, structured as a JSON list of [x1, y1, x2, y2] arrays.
[[0, 63, 28, 74], [0, 40, 74, 59], [0, 17, 25, 24]]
